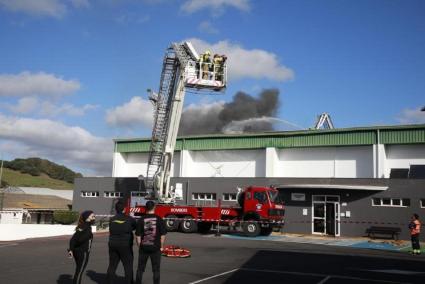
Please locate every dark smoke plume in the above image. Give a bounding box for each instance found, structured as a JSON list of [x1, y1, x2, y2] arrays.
[[179, 89, 280, 135]]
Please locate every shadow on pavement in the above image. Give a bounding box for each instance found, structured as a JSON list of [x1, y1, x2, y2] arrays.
[[56, 274, 72, 284], [224, 250, 425, 284], [86, 270, 127, 284]]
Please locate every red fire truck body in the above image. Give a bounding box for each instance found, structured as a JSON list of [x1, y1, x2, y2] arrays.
[[128, 186, 284, 237]]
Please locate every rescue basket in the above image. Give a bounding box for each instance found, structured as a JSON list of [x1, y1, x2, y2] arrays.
[[161, 245, 191, 258]]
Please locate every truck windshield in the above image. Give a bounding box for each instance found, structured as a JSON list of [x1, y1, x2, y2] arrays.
[[268, 191, 284, 204]]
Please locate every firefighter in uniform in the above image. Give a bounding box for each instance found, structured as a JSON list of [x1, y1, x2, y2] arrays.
[[200, 50, 212, 79], [213, 54, 227, 82], [106, 201, 137, 284]]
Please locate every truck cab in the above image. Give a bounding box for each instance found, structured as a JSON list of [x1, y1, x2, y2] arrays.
[[238, 186, 285, 236]]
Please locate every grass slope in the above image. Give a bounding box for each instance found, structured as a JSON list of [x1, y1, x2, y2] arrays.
[[1, 168, 74, 190]]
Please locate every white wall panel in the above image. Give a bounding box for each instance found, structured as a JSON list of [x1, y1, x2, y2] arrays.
[[186, 149, 265, 177], [112, 152, 127, 177], [275, 146, 373, 178], [335, 146, 373, 178], [385, 145, 425, 177], [113, 152, 180, 177]]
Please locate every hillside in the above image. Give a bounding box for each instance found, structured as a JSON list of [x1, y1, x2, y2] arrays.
[[3, 157, 82, 184], [1, 168, 74, 190]]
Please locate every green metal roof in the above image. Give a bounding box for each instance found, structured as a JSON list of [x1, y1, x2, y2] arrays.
[[115, 124, 425, 153]]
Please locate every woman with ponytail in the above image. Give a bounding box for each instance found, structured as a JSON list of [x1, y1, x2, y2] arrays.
[[68, 210, 95, 284]]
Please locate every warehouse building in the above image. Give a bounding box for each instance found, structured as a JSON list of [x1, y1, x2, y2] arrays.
[[74, 124, 425, 239]]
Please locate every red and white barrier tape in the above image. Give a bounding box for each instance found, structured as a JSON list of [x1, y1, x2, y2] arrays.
[[94, 215, 421, 227]]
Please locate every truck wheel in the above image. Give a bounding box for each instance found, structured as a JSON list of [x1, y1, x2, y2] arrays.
[[242, 221, 260, 237], [197, 222, 212, 234], [180, 216, 198, 233], [260, 227, 273, 236], [165, 215, 180, 232]]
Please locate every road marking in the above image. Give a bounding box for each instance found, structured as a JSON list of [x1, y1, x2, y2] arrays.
[[317, 276, 331, 284], [238, 268, 409, 284], [0, 243, 18, 248], [188, 268, 239, 284], [356, 269, 425, 275], [188, 266, 415, 284]]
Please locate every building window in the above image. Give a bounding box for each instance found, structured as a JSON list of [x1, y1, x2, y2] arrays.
[[131, 192, 148, 197], [192, 193, 216, 201], [371, 198, 410, 207], [420, 199, 425, 208], [81, 191, 99, 197], [222, 193, 237, 201], [104, 191, 123, 198]]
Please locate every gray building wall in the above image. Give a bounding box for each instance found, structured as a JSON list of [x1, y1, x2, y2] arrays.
[[74, 177, 425, 240]]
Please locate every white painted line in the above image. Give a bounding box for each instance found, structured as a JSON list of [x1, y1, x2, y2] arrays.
[[188, 268, 239, 284], [238, 268, 409, 284], [358, 269, 425, 275], [0, 243, 18, 248], [239, 268, 324, 278], [317, 275, 331, 284]]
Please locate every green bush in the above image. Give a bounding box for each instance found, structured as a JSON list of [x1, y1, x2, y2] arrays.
[[53, 210, 79, 225], [0, 179, 8, 188]]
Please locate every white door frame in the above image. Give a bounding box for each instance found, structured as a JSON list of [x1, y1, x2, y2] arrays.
[[312, 195, 340, 237]]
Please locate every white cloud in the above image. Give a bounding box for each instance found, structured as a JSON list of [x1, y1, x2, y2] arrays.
[[0, 0, 67, 18], [0, 71, 80, 97], [7, 97, 39, 114], [70, 0, 90, 8], [0, 114, 112, 175], [181, 0, 250, 15], [397, 107, 425, 124], [198, 21, 219, 34], [106, 96, 154, 128], [187, 38, 294, 82], [39, 101, 98, 117]]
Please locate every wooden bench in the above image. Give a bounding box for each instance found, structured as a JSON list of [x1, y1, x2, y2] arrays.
[[366, 226, 401, 240]]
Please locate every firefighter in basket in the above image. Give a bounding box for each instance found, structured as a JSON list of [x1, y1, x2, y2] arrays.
[[200, 50, 212, 79], [213, 54, 227, 82]]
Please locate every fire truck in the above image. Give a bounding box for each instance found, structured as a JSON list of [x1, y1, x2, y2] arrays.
[[126, 42, 285, 237]]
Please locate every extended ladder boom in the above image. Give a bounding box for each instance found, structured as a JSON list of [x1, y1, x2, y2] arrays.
[[145, 42, 227, 203]]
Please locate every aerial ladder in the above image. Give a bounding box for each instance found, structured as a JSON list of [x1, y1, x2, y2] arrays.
[[127, 42, 285, 236], [144, 42, 227, 204]]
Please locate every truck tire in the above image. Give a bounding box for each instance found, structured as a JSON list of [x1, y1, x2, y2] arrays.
[[180, 216, 198, 233], [197, 222, 212, 234], [242, 221, 260, 237], [165, 215, 180, 232], [260, 227, 273, 236]]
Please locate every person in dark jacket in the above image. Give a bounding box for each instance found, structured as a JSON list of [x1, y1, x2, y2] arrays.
[[68, 210, 95, 284], [106, 201, 137, 284], [135, 201, 167, 284]]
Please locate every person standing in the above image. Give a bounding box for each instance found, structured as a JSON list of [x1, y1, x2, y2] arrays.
[[68, 210, 95, 284], [135, 201, 167, 284], [409, 213, 421, 255], [106, 201, 137, 284], [200, 50, 211, 79]]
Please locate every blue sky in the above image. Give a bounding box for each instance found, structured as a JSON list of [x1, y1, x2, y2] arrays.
[[0, 0, 424, 175]]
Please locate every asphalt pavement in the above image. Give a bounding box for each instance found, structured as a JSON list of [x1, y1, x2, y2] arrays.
[[1, 232, 425, 284]]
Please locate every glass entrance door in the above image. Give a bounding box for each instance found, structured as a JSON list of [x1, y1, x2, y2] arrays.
[[312, 195, 340, 236]]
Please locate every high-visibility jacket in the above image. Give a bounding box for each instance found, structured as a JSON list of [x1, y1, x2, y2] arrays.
[[410, 219, 421, 235]]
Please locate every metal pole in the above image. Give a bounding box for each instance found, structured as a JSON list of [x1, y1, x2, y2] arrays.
[[0, 156, 3, 188], [0, 156, 3, 211]]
